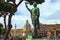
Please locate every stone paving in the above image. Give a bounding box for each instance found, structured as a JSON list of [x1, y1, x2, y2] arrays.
[[0, 38, 60, 40], [26, 39, 60, 40]]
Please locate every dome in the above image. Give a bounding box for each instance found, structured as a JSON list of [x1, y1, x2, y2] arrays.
[[23, 20, 31, 31]]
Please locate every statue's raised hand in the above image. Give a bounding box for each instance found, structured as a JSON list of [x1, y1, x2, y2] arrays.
[[25, 1, 31, 12], [25, 1, 29, 4], [25, 2, 28, 7]]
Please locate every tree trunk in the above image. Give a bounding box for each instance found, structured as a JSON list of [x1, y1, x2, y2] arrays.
[[4, 0, 23, 40], [4, 15, 7, 31], [4, 14, 12, 40]]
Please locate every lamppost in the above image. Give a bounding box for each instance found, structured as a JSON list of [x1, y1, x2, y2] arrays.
[[14, 24, 16, 37], [54, 22, 57, 40]]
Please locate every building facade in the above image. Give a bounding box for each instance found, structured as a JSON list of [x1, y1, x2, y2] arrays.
[[10, 20, 60, 38]]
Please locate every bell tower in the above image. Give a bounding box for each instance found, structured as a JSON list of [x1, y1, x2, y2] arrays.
[[23, 20, 32, 36]]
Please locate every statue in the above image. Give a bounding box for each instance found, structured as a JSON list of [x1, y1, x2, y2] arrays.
[[25, 2, 40, 38]]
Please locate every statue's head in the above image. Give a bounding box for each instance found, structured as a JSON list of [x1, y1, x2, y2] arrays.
[[33, 2, 37, 7]]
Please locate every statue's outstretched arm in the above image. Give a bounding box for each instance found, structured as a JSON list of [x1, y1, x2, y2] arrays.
[[25, 3, 31, 12]]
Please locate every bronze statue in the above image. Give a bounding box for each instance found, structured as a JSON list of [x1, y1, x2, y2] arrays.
[[25, 2, 40, 37]]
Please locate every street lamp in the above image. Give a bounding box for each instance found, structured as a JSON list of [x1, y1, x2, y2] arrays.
[[54, 23, 57, 40]]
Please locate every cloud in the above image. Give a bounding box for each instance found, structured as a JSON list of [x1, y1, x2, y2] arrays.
[[47, 10, 60, 20], [40, 0, 60, 17], [39, 0, 60, 24], [39, 0, 60, 17], [50, 0, 57, 3]]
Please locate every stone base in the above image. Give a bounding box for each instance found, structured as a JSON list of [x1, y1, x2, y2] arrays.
[[33, 35, 41, 39], [32, 39, 43, 40], [26, 39, 43, 40]]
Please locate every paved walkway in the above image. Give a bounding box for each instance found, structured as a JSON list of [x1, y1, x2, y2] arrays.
[[0, 38, 60, 40], [26, 39, 60, 40]]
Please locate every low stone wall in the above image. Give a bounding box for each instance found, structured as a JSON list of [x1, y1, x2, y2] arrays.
[[26, 39, 60, 40], [26, 39, 43, 40]]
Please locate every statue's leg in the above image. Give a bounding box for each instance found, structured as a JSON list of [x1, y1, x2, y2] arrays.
[[33, 20, 38, 38], [37, 20, 40, 29], [34, 19, 40, 38], [36, 18, 40, 30]]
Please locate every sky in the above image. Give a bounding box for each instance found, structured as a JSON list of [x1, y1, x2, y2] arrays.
[[0, 0, 60, 29]]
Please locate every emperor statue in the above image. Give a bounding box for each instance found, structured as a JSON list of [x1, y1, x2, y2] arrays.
[[25, 2, 40, 37]]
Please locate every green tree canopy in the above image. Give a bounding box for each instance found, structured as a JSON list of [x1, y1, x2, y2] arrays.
[[25, 0, 45, 5], [0, 0, 5, 3], [0, 23, 3, 27], [0, 23, 3, 35], [0, 2, 13, 12], [0, 23, 5, 35]]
